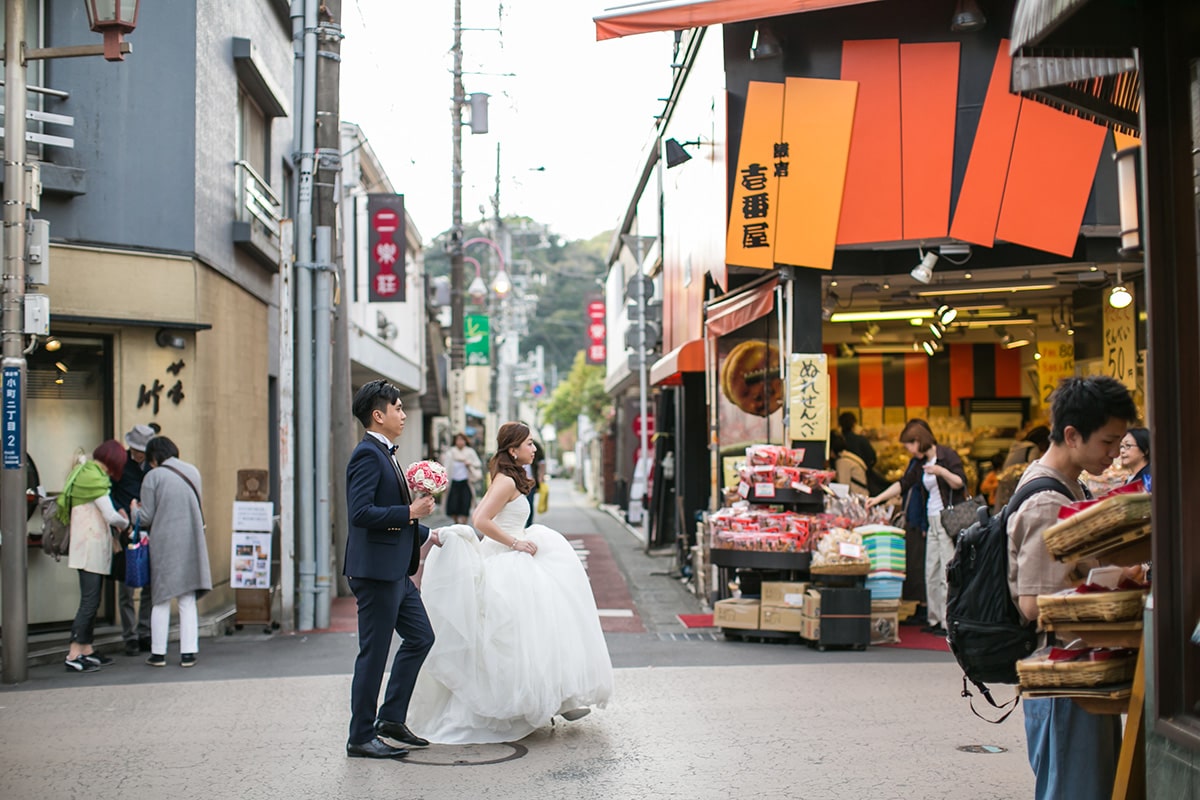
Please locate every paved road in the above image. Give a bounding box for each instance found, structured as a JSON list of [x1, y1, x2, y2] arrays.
[[0, 479, 1036, 799]]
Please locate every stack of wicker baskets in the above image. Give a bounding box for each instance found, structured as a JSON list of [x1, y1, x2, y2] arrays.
[[1017, 649, 1139, 689], [1037, 588, 1147, 625], [1042, 492, 1151, 558]]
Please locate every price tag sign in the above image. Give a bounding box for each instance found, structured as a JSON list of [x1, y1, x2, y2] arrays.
[[838, 542, 863, 559], [754, 482, 776, 498]]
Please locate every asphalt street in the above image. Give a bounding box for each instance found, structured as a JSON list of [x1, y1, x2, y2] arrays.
[[0, 479, 1037, 799]]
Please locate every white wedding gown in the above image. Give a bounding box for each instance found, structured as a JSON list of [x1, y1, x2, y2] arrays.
[[407, 496, 614, 744]]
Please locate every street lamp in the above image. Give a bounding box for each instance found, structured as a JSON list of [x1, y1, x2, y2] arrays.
[[84, 0, 140, 61]]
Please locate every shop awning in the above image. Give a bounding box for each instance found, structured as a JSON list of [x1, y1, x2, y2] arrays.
[[594, 0, 881, 41], [650, 339, 705, 386], [705, 275, 778, 338], [1009, 0, 1141, 135]]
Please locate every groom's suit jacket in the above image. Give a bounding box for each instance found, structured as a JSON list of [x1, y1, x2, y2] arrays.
[[343, 435, 430, 580]]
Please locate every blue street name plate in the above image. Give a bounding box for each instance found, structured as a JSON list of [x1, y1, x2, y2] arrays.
[[2, 365, 20, 469]]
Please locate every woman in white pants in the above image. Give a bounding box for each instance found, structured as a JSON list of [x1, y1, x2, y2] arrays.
[[132, 436, 212, 667]]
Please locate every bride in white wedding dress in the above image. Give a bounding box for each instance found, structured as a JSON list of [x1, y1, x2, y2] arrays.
[[407, 422, 613, 744]]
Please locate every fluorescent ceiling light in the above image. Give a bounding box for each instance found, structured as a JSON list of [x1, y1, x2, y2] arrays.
[[854, 345, 922, 354], [1002, 338, 1032, 349], [952, 317, 1037, 328], [830, 309, 935, 323], [913, 279, 1058, 297]]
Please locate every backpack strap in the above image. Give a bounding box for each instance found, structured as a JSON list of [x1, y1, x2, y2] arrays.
[[1001, 475, 1076, 524], [962, 676, 1021, 724]]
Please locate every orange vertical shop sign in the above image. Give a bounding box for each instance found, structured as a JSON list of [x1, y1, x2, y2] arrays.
[[774, 77, 858, 270], [726, 81, 785, 270]]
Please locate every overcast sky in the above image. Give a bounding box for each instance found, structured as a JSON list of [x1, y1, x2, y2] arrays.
[[339, 1, 674, 244]]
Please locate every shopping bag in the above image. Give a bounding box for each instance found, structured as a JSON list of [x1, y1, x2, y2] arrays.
[[537, 482, 549, 515], [125, 524, 150, 588]]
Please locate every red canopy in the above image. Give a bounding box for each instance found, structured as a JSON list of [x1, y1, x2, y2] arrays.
[[595, 0, 882, 41]]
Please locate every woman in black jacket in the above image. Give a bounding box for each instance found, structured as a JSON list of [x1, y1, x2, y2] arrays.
[[866, 418, 966, 635]]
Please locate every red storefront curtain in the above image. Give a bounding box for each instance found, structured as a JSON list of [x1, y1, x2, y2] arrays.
[[594, 0, 882, 41]]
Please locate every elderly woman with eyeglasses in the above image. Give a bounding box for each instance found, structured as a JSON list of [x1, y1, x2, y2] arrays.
[[1119, 427, 1151, 489]]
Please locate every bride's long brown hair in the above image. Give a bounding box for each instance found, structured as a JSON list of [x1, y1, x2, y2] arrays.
[[490, 421, 535, 494]]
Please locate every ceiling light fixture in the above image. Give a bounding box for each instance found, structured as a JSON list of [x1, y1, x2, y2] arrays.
[[912, 278, 1058, 297], [910, 251, 938, 284], [749, 25, 782, 61], [929, 321, 945, 339], [45, 338, 61, 352], [935, 304, 957, 325], [1109, 268, 1133, 309], [821, 291, 840, 321], [950, 0, 987, 32]]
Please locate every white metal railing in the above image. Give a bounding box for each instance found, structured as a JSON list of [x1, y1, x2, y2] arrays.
[[235, 160, 282, 240]]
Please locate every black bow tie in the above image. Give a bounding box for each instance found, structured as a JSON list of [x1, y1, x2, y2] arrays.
[[387, 445, 398, 455]]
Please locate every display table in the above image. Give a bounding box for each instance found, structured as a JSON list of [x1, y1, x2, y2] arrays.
[[710, 548, 810, 601]]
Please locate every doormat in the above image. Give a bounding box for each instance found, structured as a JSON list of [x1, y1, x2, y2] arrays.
[[877, 623, 951, 652], [677, 614, 715, 629]]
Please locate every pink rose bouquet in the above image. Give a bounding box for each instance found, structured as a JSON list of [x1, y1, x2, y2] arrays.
[[405, 460, 449, 497]]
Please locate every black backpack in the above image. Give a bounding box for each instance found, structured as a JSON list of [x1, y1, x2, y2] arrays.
[[945, 476, 1075, 722]]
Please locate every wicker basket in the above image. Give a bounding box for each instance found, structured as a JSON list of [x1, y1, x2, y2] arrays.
[[1017, 652, 1137, 689], [1037, 589, 1147, 624], [810, 561, 872, 576], [1042, 493, 1151, 558]]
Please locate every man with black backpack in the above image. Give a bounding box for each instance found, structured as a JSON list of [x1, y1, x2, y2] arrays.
[[1007, 376, 1138, 800]]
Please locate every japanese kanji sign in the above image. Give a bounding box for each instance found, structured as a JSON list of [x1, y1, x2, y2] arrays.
[[2, 365, 20, 469], [788, 353, 829, 443], [1037, 342, 1075, 406], [465, 315, 490, 366], [725, 81, 784, 270], [585, 297, 606, 365], [367, 194, 406, 302]]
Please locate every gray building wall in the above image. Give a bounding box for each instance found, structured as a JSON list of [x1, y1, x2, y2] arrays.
[[38, 0, 290, 304]]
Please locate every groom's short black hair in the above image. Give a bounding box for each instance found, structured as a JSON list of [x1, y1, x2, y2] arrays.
[[353, 379, 402, 428]]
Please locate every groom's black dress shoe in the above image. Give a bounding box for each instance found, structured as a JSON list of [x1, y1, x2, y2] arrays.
[[346, 737, 409, 760], [374, 719, 430, 748]]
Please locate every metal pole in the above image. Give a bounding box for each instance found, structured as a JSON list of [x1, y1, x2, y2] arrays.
[[313, 226, 332, 629], [636, 238, 651, 553], [1, 0, 28, 684], [293, 0, 318, 630], [448, 0, 467, 435]]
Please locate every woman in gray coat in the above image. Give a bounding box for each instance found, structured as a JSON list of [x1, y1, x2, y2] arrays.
[[132, 436, 212, 667]]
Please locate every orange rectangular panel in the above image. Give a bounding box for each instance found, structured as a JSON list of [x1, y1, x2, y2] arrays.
[[994, 346, 1022, 396], [995, 101, 1108, 256], [837, 39, 902, 244], [726, 81, 785, 269], [900, 42, 959, 239], [904, 353, 929, 408], [774, 77, 858, 269], [949, 40, 1022, 247], [824, 344, 839, 409], [948, 343, 974, 410], [859, 355, 884, 408]]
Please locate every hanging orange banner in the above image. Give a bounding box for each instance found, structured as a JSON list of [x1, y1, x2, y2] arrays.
[[774, 77, 858, 269], [725, 81, 785, 270]]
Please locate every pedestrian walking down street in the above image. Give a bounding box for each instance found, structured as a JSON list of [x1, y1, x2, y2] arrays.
[[441, 432, 482, 524], [132, 436, 212, 669]]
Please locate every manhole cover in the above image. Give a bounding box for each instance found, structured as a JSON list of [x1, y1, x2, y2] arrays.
[[405, 742, 528, 766], [957, 745, 1008, 754]]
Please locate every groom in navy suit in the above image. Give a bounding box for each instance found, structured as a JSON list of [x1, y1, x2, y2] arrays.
[[344, 379, 441, 759]]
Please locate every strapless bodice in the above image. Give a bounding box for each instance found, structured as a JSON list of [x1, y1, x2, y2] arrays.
[[493, 495, 530, 538]]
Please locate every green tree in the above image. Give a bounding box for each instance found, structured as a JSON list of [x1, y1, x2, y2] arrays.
[[541, 351, 610, 431]]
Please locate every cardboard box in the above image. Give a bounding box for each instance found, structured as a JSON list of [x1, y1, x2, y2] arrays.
[[800, 615, 820, 641], [760, 604, 806, 632], [801, 588, 822, 617], [714, 598, 760, 630], [761, 581, 809, 608], [870, 610, 900, 644]]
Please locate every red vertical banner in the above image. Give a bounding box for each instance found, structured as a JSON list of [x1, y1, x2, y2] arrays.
[[367, 194, 406, 302], [949, 344, 975, 411], [585, 297, 606, 365], [858, 355, 884, 408], [838, 39, 902, 244], [726, 81, 785, 269], [899, 42, 959, 239], [904, 353, 929, 408], [995, 346, 1023, 396]]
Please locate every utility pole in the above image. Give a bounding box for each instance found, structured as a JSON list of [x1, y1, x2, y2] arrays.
[[1, 0, 30, 685], [311, 0, 341, 629], [448, 0, 467, 436]]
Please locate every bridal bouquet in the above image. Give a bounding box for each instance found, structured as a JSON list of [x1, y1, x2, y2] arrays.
[[406, 460, 449, 497]]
